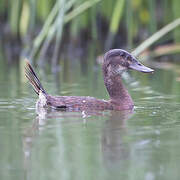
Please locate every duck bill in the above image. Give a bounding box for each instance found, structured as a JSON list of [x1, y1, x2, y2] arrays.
[[129, 61, 154, 73]]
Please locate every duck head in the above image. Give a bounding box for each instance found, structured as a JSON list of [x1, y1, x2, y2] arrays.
[[103, 49, 154, 76], [102, 49, 154, 110]]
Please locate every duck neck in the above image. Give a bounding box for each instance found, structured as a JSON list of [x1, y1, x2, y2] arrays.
[[104, 74, 133, 107]]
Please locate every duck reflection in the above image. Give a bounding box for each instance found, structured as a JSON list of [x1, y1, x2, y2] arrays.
[[101, 110, 133, 169], [22, 109, 133, 178]]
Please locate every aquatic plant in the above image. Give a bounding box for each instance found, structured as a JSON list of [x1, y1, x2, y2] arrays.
[[132, 18, 180, 56], [0, 0, 179, 65]]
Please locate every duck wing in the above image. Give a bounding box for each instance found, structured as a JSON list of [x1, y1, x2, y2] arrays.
[[46, 95, 111, 111]]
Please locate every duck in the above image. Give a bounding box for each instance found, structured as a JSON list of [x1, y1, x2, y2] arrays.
[[25, 49, 154, 112]]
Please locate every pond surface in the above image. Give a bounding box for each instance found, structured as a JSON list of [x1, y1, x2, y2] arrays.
[[0, 56, 180, 180]]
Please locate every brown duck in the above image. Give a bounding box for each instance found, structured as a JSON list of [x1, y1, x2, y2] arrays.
[[25, 49, 154, 112]]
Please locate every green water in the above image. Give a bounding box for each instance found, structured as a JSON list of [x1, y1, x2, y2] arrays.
[[0, 57, 180, 180]]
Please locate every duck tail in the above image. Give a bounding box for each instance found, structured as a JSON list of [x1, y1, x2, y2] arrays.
[[25, 60, 47, 96]]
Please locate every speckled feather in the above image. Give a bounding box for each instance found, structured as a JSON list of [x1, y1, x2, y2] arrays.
[[45, 95, 113, 111]]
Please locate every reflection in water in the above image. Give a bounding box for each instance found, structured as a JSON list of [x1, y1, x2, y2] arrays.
[[23, 118, 39, 179], [22, 109, 133, 180], [102, 111, 133, 169]]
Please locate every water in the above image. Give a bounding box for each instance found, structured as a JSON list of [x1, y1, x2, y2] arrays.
[[0, 58, 180, 180]]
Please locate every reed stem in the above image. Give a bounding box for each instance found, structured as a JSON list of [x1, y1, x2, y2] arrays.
[[132, 18, 180, 56]]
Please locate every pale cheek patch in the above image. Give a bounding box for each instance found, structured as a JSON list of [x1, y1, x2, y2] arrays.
[[116, 65, 127, 74], [108, 65, 126, 76], [118, 65, 126, 71]]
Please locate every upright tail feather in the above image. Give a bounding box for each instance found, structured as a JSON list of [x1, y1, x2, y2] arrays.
[[25, 60, 47, 95]]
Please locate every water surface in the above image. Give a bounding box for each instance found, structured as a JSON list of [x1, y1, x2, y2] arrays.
[[0, 58, 180, 180]]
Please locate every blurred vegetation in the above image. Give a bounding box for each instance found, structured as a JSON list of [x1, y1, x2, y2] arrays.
[[0, 0, 179, 68]]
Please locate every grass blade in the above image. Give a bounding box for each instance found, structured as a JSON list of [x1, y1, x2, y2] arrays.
[[132, 18, 180, 56]]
